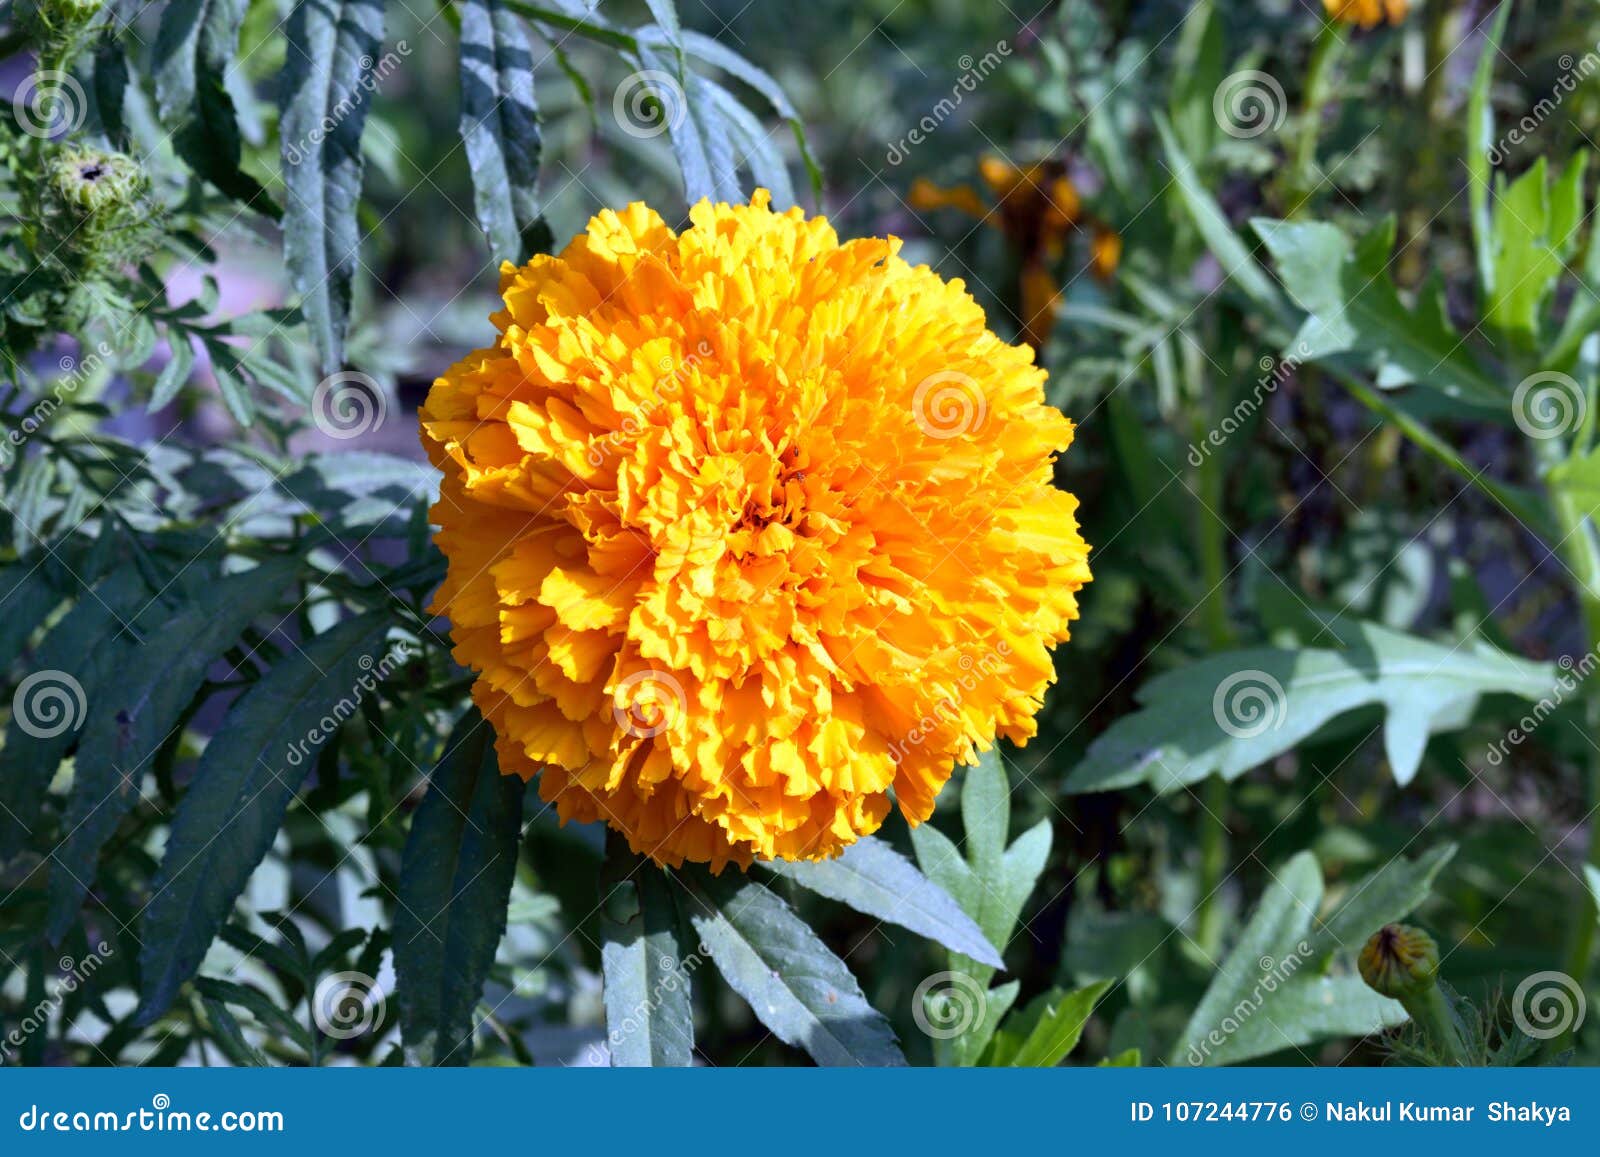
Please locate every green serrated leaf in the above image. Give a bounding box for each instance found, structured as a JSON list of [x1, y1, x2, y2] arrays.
[[766, 836, 1002, 968], [1253, 217, 1502, 406], [135, 611, 394, 1023], [280, 0, 387, 376], [394, 709, 527, 1065], [458, 0, 543, 262], [677, 30, 821, 204], [48, 557, 302, 939], [201, 997, 274, 1066], [1065, 622, 1556, 794], [149, 333, 197, 411], [599, 833, 695, 1067], [636, 41, 741, 205], [703, 78, 793, 209], [156, 0, 278, 215], [676, 868, 905, 1066], [0, 568, 148, 859]]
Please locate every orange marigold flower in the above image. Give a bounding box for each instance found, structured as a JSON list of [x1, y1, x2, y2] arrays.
[[420, 191, 1091, 870], [1323, 0, 1407, 27]]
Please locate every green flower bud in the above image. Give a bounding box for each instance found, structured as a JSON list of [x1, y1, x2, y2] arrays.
[[46, 147, 144, 217], [42, 0, 102, 25], [18, 0, 103, 59], [1359, 923, 1440, 1000]]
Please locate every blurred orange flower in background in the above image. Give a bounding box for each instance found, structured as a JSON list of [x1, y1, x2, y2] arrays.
[[909, 155, 1121, 351], [1323, 0, 1408, 27]]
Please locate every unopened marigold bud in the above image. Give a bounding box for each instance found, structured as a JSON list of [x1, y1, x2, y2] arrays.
[[46, 147, 144, 216], [1359, 923, 1440, 999]]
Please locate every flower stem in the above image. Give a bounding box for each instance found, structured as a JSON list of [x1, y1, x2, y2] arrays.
[[1192, 401, 1235, 960], [1284, 19, 1346, 217], [1534, 434, 1600, 1042], [1400, 984, 1470, 1066]]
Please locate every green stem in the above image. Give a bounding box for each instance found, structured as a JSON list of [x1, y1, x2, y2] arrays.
[[1535, 434, 1600, 1043], [1284, 20, 1347, 217], [1191, 391, 1235, 961], [497, 0, 638, 50], [1401, 984, 1470, 1066]]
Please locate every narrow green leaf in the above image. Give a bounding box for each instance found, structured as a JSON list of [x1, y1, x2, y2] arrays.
[[676, 868, 905, 1066], [1166, 0, 1223, 161], [458, 0, 544, 262], [988, 980, 1111, 1067], [910, 750, 1050, 987], [0, 568, 147, 860], [703, 77, 794, 209], [1311, 844, 1457, 956], [951, 980, 1019, 1068], [599, 833, 695, 1067], [766, 836, 1003, 968], [135, 611, 395, 1022], [1467, 2, 1511, 297], [640, 0, 681, 48], [280, 0, 387, 375], [201, 997, 273, 1066], [149, 333, 197, 411], [636, 41, 741, 205], [195, 976, 315, 1052], [394, 709, 527, 1065], [1156, 116, 1290, 326], [156, 0, 278, 215], [0, 561, 66, 675], [48, 558, 301, 938], [678, 30, 821, 203]]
